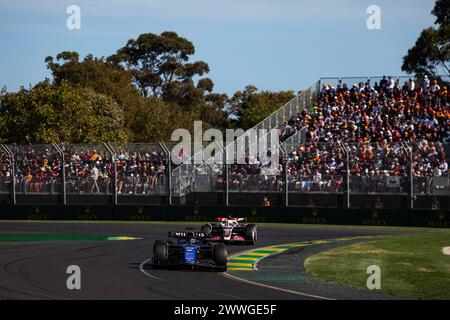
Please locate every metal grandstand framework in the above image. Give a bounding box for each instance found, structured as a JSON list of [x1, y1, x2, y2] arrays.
[[319, 75, 450, 89], [171, 81, 321, 197], [1, 142, 449, 208], [1, 76, 449, 209]]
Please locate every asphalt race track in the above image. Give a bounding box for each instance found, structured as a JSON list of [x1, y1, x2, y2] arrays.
[[0, 222, 410, 300]]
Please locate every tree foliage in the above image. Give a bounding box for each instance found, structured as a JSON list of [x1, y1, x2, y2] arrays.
[[402, 0, 450, 78], [108, 31, 214, 108], [1, 31, 298, 144], [45, 52, 138, 106], [44, 50, 230, 141], [229, 85, 295, 130], [45, 52, 147, 141], [0, 81, 127, 144]]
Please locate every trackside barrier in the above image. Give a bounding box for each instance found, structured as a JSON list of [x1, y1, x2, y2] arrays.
[[0, 205, 448, 228]]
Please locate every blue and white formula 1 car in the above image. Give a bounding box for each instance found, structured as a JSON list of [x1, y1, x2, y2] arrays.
[[152, 229, 228, 272]]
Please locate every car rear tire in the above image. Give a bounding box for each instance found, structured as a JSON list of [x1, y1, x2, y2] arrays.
[[201, 223, 212, 236], [213, 243, 227, 271], [153, 240, 168, 264], [244, 224, 257, 245]]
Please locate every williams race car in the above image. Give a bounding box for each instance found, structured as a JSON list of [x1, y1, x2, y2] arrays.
[[201, 217, 257, 245], [152, 229, 228, 272]]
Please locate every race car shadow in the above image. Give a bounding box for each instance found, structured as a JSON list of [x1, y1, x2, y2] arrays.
[[128, 262, 223, 273]]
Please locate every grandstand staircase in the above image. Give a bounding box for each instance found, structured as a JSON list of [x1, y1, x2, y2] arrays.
[[171, 81, 320, 201]]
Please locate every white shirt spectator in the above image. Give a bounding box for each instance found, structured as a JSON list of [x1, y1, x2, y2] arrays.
[[439, 161, 448, 174], [433, 167, 442, 177], [423, 76, 430, 92], [313, 172, 322, 183], [90, 166, 99, 181], [388, 78, 395, 90], [431, 83, 441, 93]]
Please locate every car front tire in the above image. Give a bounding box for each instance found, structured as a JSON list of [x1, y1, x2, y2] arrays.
[[212, 243, 227, 271], [153, 240, 168, 264], [244, 224, 257, 245]]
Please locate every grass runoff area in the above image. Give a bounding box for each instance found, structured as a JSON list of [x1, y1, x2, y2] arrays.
[[305, 233, 450, 300]]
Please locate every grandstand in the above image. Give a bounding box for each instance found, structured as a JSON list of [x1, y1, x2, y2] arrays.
[[1, 76, 449, 210]]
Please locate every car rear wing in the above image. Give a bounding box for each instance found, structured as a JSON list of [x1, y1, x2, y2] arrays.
[[168, 231, 205, 239], [216, 217, 247, 222]]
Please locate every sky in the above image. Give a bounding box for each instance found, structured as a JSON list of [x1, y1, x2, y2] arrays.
[[0, 0, 438, 95]]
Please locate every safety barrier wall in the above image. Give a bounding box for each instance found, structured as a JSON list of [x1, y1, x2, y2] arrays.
[[0, 204, 448, 228]]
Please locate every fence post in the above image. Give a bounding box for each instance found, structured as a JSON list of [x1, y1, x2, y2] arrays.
[[280, 143, 288, 207], [2, 145, 16, 205], [160, 142, 172, 205], [410, 150, 414, 210], [346, 154, 350, 208], [403, 142, 414, 209], [168, 151, 173, 206], [61, 147, 66, 204], [224, 146, 229, 207], [104, 143, 117, 206], [316, 80, 320, 98], [53, 144, 66, 205], [339, 142, 350, 209]]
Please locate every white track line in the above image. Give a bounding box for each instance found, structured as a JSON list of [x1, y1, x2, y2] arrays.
[[139, 257, 164, 281], [220, 272, 335, 300], [221, 247, 335, 300], [139, 244, 335, 299], [253, 255, 269, 271]]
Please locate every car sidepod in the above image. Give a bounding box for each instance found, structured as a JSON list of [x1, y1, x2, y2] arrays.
[[183, 245, 197, 265]]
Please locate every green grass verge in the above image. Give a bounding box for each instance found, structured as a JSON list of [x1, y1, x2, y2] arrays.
[[305, 234, 450, 299], [0, 233, 112, 242]]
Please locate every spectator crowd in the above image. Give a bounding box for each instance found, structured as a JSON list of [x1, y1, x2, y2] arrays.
[[0, 145, 167, 194], [1, 76, 449, 196], [217, 76, 449, 193], [278, 76, 450, 193]]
